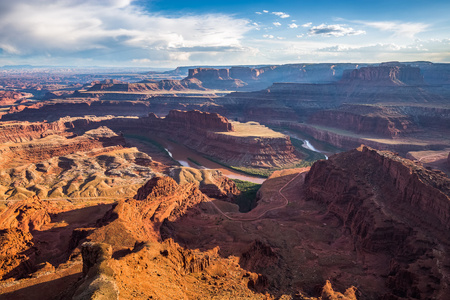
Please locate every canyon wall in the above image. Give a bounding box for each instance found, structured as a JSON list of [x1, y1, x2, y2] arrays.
[[163, 109, 234, 132], [340, 64, 424, 86], [88, 78, 205, 92], [0, 121, 67, 143], [280, 122, 443, 154], [187, 68, 247, 90], [308, 104, 418, 138], [304, 145, 450, 299]]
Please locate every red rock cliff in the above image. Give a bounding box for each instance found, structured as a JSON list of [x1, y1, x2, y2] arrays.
[[341, 64, 424, 86], [88, 176, 208, 249], [187, 68, 246, 89], [304, 145, 450, 299], [308, 104, 418, 138], [164, 109, 234, 132], [0, 120, 67, 143], [0, 196, 51, 280]]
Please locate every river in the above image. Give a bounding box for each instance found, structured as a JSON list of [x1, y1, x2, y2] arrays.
[[152, 137, 266, 184], [280, 129, 338, 159], [141, 133, 329, 184]]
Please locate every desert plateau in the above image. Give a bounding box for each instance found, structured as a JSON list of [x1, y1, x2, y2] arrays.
[[1, 1, 450, 299]]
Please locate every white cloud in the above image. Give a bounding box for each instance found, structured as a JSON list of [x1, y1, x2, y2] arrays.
[[272, 12, 290, 19], [255, 12, 262, 15], [289, 23, 298, 29], [263, 10, 269, 13], [296, 34, 304, 38], [263, 34, 274, 39], [276, 37, 286, 40], [273, 22, 282, 27], [302, 22, 312, 28], [0, 0, 252, 65], [358, 21, 429, 38], [309, 24, 366, 37]]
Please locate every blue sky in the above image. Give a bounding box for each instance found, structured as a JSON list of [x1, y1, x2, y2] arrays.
[[0, 0, 449, 67]]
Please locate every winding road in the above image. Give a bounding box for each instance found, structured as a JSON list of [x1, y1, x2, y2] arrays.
[[209, 170, 306, 221]]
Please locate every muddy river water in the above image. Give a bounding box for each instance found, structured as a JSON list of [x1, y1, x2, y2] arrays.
[[150, 132, 329, 184], [152, 137, 266, 184]]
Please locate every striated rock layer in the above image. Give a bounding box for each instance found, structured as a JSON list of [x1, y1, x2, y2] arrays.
[[0, 120, 67, 143], [308, 104, 418, 138], [163, 109, 234, 132], [304, 145, 450, 299], [88, 78, 206, 92], [0, 126, 126, 169], [340, 63, 424, 86]]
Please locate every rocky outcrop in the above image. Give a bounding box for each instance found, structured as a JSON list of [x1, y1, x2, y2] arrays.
[[0, 196, 50, 280], [0, 91, 30, 106], [87, 176, 208, 249], [164, 109, 234, 132], [0, 126, 126, 170], [321, 280, 357, 300], [88, 78, 206, 92], [304, 145, 450, 299], [170, 167, 240, 201], [308, 104, 418, 138], [341, 63, 424, 86], [71, 242, 119, 300], [187, 68, 247, 90], [0, 120, 67, 143], [104, 238, 271, 299]]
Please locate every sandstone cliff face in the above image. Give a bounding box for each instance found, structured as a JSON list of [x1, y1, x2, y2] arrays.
[[341, 64, 424, 86], [187, 68, 247, 89], [88, 176, 208, 249], [304, 146, 450, 299], [88, 78, 206, 92], [282, 122, 442, 155], [71, 242, 119, 300], [308, 104, 418, 138], [187, 64, 361, 91], [0, 196, 50, 280], [196, 131, 298, 168], [0, 126, 126, 170], [0, 121, 67, 143], [164, 109, 234, 132]]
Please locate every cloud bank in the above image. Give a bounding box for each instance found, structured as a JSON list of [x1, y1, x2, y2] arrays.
[[0, 0, 252, 65]]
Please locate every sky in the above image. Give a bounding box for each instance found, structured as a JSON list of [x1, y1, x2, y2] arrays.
[[0, 0, 449, 68]]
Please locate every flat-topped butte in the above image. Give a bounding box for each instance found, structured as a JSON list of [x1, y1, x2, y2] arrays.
[[218, 121, 286, 138]]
